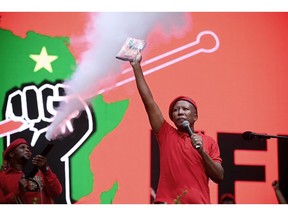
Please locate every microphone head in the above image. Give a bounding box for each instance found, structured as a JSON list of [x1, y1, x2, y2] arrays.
[[242, 131, 254, 140], [182, 120, 190, 128]]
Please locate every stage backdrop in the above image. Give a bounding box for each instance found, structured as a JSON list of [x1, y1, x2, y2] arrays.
[[0, 12, 288, 204]]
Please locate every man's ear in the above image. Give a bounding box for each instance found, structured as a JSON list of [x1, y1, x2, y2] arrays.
[[193, 113, 198, 121], [8, 151, 14, 159]]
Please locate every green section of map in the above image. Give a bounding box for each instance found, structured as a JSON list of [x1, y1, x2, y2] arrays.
[[70, 95, 128, 201]]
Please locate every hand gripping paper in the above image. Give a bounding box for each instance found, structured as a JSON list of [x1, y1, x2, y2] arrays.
[[116, 37, 146, 61]]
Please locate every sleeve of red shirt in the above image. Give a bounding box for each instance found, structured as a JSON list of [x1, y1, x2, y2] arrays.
[[41, 168, 62, 198], [206, 136, 222, 164]]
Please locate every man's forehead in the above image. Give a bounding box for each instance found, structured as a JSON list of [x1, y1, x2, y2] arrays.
[[16, 143, 30, 148]]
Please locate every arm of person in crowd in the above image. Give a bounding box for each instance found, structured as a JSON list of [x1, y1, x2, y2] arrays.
[[33, 155, 62, 198], [272, 180, 287, 204], [130, 52, 164, 133]]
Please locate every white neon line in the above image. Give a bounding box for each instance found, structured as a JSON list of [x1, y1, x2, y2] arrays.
[[97, 30, 219, 95], [120, 30, 219, 75], [64, 159, 72, 204]]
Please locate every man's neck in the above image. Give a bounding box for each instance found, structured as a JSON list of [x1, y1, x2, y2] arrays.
[[12, 163, 24, 171], [11, 158, 26, 171]]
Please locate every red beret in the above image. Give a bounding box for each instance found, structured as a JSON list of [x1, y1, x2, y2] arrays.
[[4, 138, 29, 159], [168, 96, 198, 120]]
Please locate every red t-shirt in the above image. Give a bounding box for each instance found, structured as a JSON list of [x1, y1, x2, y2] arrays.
[[154, 120, 222, 204], [0, 167, 62, 204]]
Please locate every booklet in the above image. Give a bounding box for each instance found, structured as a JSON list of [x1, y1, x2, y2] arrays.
[[116, 37, 146, 61]]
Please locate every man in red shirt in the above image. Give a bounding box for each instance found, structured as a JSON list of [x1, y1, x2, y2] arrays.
[[130, 53, 224, 204], [0, 138, 62, 204]]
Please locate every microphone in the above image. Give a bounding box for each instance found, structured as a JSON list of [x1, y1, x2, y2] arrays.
[[182, 120, 201, 149], [242, 131, 288, 140], [242, 131, 265, 140]]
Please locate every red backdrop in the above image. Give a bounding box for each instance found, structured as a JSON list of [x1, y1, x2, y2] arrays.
[[1, 12, 288, 204]]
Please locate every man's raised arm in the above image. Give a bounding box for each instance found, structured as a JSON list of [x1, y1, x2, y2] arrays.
[[130, 53, 164, 133]]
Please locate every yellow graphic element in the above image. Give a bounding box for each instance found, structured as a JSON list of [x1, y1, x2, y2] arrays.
[[30, 47, 58, 73]]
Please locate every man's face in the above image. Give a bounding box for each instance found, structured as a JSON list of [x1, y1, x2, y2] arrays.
[[10, 143, 32, 161], [172, 100, 198, 130]]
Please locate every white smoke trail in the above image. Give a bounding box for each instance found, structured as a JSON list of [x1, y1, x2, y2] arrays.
[[46, 12, 191, 140]]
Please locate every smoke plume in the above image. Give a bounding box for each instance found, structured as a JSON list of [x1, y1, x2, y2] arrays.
[[46, 12, 191, 140]]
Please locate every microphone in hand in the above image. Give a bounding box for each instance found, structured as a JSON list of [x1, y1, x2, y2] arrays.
[[182, 120, 201, 149]]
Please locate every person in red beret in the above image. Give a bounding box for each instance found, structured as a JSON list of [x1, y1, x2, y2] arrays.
[[220, 193, 236, 204], [130, 53, 224, 204], [0, 138, 62, 204]]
